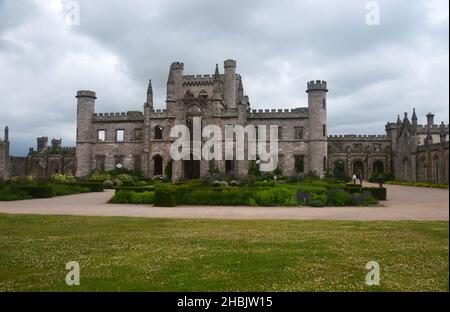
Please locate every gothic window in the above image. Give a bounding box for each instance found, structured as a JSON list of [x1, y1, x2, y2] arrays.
[[97, 130, 106, 142], [323, 124, 326, 137], [323, 98, 326, 109], [278, 127, 282, 140], [294, 127, 304, 140], [154, 126, 163, 140], [116, 129, 124, 142], [95, 155, 106, 171], [225, 160, 234, 173], [184, 89, 194, 98], [323, 156, 327, 172]]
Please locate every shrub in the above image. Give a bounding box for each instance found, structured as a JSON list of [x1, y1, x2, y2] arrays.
[[344, 186, 363, 194], [362, 187, 387, 200], [17, 185, 53, 198], [327, 189, 352, 206], [89, 172, 111, 182], [297, 192, 312, 205], [154, 186, 177, 207], [51, 174, 76, 184], [50, 184, 90, 196], [296, 185, 327, 195], [310, 199, 325, 207], [182, 189, 254, 206], [350, 191, 378, 206], [108, 190, 133, 204], [254, 188, 296, 206], [103, 180, 114, 188], [229, 180, 239, 186], [116, 174, 136, 186], [130, 191, 154, 204], [113, 178, 123, 187]]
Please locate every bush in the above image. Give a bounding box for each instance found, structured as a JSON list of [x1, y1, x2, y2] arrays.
[[51, 174, 76, 184], [296, 185, 327, 195], [327, 189, 352, 206], [182, 188, 255, 206], [17, 185, 53, 198], [362, 187, 387, 200], [103, 180, 114, 188], [50, 184, 90, 196], [116, 174, 136, 186], [108, 190, 133, 204], [89, 172, 112, 182], [350, 191, 378, 206], [310, 199, 325, 207], [114, 186, 154, 193], [154, 186, 177, 207], [130, 191, 154, 204]]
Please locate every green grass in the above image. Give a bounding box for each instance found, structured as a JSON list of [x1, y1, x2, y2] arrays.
[[0, 214, 447, 291]]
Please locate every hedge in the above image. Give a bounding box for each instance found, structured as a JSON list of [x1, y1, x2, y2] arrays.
[[362, 187, 387, 200], [154, 186, 177, 207], [17, 185, 54, 198], [72, 182, 104, 192], [114, 186, 154, 193]]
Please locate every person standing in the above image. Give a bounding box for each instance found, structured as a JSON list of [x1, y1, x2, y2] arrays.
[[352, 174, 357, 184]]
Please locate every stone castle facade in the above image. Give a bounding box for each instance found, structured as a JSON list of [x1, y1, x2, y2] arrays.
[[1, 59, 448, 183]]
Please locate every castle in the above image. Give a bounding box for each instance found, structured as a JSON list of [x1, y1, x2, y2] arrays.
[[1, 60, 448, 183]]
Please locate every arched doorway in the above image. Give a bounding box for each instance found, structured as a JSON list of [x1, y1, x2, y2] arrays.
[[402, 157, 410, 181], [153, 155, 163, 176], [353, 160, 364, 179], [372, 160, 384, 175]]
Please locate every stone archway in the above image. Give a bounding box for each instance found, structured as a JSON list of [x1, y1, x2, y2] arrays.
[[353, 160, 365, 179]]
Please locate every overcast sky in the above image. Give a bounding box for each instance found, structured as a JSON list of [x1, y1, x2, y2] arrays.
[[0, 0, 448, 155]]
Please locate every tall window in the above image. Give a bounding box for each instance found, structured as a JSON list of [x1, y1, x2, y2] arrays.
[[295, 127, 304, 140], [116, 130, 124, 142], [97, 130, 106, 142], [323, 125, 326, 137], [278, 127, 282, 141], [323, 98, 326, 109], [154, 126, 163, 140]]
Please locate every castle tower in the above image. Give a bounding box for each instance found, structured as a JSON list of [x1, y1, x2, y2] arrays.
[[411, 108, 418, 128], [0, 126, 10, 179], [51, 138, 62, 149], [223, 59, 237, 110], [75, 90, 96, 176], [425, 112, 434, 145], [307, 80, 328, 178], [37, 136, 48, 152]]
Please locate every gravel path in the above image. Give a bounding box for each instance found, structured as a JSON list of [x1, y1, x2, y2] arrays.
[[0, 183, 448, 221]]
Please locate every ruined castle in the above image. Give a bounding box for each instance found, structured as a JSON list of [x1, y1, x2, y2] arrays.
[[1, 60, 448, 183]]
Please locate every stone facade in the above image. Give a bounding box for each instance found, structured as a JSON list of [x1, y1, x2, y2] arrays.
[[327, 109, 449, 183], [75, 60, 328, 180], [2, 60, 449, 183]]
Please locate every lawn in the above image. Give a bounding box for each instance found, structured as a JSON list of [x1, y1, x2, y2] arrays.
[[0, 214, 447, 291]]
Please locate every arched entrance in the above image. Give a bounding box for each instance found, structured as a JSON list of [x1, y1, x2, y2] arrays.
[[153, 155, 163, 176], [353, 160, 364, 179]]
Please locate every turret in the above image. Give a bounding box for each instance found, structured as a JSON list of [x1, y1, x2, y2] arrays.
[[211, 64, 224, 115], [307, 80, 328, 177], [223, 59, 237, 109], [75, 90, 96, 176], [37, 136, 48, 152], [51, 138, 62, 149], [166, 62, 184, 101], [411, 108, 417, 127], [439, 122, 447, 144], [426, 112, 434, 126], [145, 79, 153, 109]]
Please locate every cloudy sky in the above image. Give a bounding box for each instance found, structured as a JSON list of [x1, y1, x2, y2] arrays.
[[0, 0, 448, 155]]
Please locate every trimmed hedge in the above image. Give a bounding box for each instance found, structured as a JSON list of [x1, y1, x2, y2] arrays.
[[72, 182, 104, 192], [154, 186, 177, 207], [362, 187, 387, 200], [114, 186, 154, 193], [17, 186, 53, 198]]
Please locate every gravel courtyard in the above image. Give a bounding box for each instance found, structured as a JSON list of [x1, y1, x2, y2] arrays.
[[0, 183, 448, 221]]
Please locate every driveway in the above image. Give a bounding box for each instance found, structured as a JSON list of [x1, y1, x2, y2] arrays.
[[0, 184, 448, 221]]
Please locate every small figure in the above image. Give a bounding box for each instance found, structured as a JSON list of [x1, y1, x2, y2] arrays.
[[352, 174, 357, 184]]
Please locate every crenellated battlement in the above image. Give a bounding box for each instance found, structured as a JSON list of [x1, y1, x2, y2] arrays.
[[247, 107, 308, 119], [328, 134, 389, 141], [93, 111, 144, 122], [306, 80, 328, 92], [170, 62, 184, 70], [182, 74, 218, 87]]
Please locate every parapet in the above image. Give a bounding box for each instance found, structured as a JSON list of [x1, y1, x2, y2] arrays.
[[93, 111, 144, 122], [224, 59, 237, 68], [170, 62, 184, 71], [247, 107, 308, 119], [182, 74, 217, 87], [306, 80, 328, 92], [327, 134, 389, 141], [76, 90, 97, 99]]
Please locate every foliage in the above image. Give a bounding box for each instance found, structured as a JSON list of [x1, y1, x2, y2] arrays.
[[164, 160, 173, 181], [368, 172, 395, 183], [154, 186, 177, 207], [327, 189, 353, 206], [51, 174, 76, 184], [103, 180, 114, 188], [16, 185, 54, 198], [385, 180, 448, 189], [116, 174, 136, 186], [362, 187, 387, 200], [89, 172, 112, 182], [109, 191, 154, 204]]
